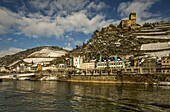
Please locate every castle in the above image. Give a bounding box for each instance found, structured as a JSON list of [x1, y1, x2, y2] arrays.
[[119, 13, 140, 29]]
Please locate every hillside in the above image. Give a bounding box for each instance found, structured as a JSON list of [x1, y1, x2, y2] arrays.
[[0, 46, 68, 66], [28, 48, 67, 58], [71, 21, 170, 61], [1, 21, 170, 66]]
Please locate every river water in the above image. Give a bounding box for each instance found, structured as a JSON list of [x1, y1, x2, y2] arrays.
[[0, 81, 170, 112]]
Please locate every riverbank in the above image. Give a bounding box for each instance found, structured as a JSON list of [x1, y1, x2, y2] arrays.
[[66, 79, 149, 85], [58, 74, 170, 86], [1, 70, 170, 86]]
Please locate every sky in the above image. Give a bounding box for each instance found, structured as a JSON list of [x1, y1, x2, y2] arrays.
[[0, 0, 170, 57]]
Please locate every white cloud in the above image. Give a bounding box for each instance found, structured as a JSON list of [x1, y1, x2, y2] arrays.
[[14, 40, 17, 42], [7, 38, 12, 41], [117, 0, 160, 24], [19, 16, 64, 37], [29, 0, 89, 16], [0, 7, 20, 33], [87, 2, 107, 10], [74, 40, 83, 46], [0, 6, 116, 38], [0, 7, 18, 26], [64, 35, 85, 50], [0, 0, 121, 39], [56, 11, 115, 35], [65, 35, 74, 41], [64, 43, 73, 51], [0, 47, 24, 57]]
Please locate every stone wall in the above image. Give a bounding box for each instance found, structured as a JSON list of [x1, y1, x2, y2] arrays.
[[71, 75, 118, 81]]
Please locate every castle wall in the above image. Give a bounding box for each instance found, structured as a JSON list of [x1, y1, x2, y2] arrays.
[[119, 13, 138, 29]]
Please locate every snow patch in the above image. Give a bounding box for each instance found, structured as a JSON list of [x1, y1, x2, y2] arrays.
[[137, 35, 170, 39], [134, 32, 166, 35], [28, 48, 67, 58], [141, 42, 170, 51], [23, 58, 55, 63], [141, 29, 162, 32], [144, 50, 170, 58]]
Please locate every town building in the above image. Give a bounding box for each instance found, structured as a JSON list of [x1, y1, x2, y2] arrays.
[[159, 56, 170, 73], [134, 56, 157, 73], [96, 55, 125, 68], [73, 56, 83, 68], [80, 61, 96, 69], [72, 56, 96, 69]]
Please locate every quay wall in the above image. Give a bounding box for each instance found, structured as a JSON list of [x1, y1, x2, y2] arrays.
[[40, 69, 170, 84], [62, 74, 154, 84]]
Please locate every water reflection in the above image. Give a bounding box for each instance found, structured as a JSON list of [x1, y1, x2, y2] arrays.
[[0, 81, 170, 112]]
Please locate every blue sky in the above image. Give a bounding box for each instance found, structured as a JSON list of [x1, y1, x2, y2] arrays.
[[0, 0, 170, 57]]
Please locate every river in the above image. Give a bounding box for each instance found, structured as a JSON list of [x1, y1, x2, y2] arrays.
[[0, 81, 170, 112]]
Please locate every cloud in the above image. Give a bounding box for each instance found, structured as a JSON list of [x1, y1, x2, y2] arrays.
[[29, 0, 90, 16], [20, 11, 115, 37], [0, 5, 116, 38], [87, 2, 107, 10], [64, 42, 73, 51], [0, 7, 20, 33], [0, 47, 24, 57], [56, 11, 115, 34], [19, 16, 64, 37], [117, 0, 160, 24], [64, 35, 83, 49], [7, 38, 12, 41]]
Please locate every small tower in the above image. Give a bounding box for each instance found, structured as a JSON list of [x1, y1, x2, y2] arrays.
[[129, 13, 136, 26]]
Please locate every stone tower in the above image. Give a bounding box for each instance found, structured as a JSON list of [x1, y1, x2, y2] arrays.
[[129, 13, 136, 26]]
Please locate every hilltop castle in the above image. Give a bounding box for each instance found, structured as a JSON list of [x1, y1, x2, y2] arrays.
[[119, 13, 141, 29]]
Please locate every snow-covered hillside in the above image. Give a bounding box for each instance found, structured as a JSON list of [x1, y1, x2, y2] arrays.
[[22, 48, 68, 64], [23, 58, 55, 63], [28, 48, 67, 58]]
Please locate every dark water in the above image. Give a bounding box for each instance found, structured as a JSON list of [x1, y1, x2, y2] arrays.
[[0, 81, 170, 112]]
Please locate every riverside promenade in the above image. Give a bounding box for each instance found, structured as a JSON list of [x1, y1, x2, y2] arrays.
[[0, 67, 170, 85], [46, 67, 170, 85]]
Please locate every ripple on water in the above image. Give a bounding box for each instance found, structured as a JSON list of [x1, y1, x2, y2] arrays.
[[0, 81, 170, 112]]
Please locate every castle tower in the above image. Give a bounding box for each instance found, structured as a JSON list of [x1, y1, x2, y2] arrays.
[[129, 13, 136, 26]]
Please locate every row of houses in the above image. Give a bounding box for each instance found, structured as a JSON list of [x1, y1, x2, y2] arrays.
[[72, 55, 125, 69], [1, 54, 170, 74], [0, 59, 65, 73], [71, 55, 170, 74], [133, 55, 170, 73]]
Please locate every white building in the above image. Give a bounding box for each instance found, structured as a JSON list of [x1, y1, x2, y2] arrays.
[[73, 56, 83, 68]]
